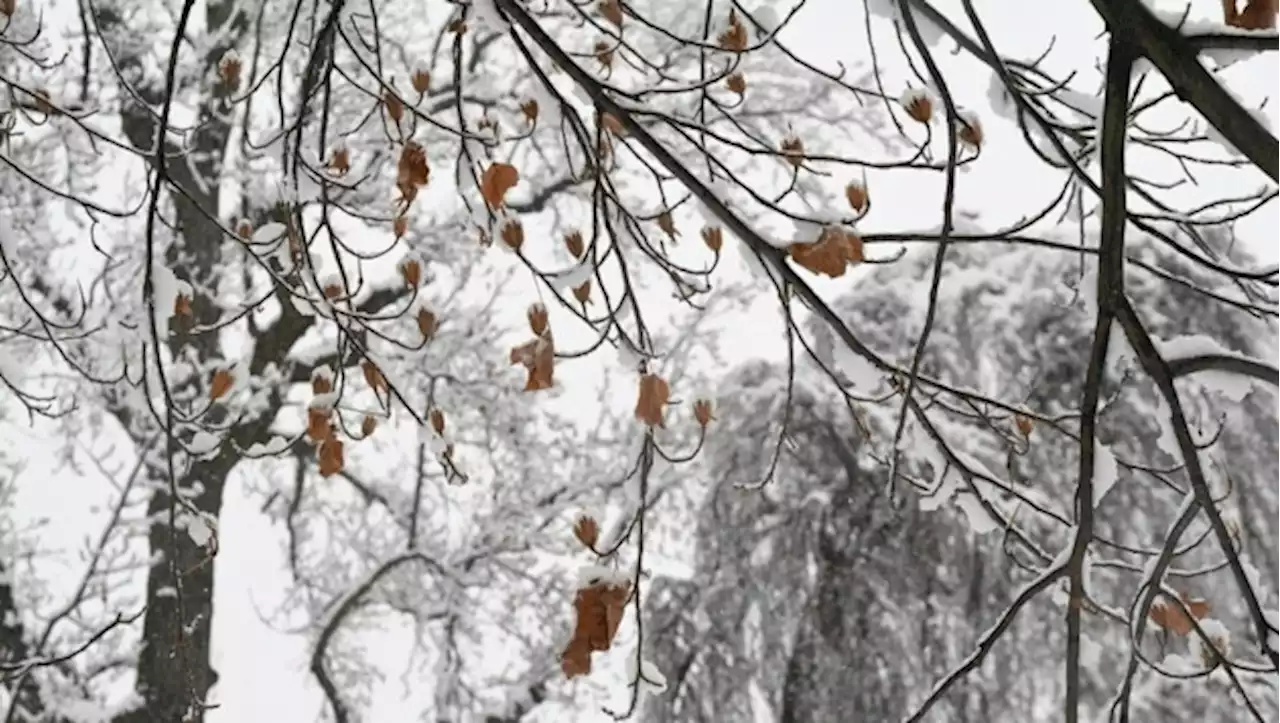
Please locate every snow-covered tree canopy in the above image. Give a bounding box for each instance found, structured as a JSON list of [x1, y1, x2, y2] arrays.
[[0, 0, 1274, 721]]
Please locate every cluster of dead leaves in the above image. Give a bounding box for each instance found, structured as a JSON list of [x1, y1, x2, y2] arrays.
[[1148, 592, 1211, 635], [510, 303, 555, 391], [789, 225, 865, 279], [1222, 0, 1276, 29]]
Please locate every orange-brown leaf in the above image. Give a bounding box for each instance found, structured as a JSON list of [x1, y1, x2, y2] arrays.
[[726, 72, 746, 96], [480, 162, 519, 210], [845, 181, 869, 213], [318, 437, 345, 477], [599, 0, 624, 26], [572, 280, 592, 305], [573, 516, 599, 549], [693, 399, 715, 427], [307, 408, 332, 443], [362, 359, 387, 395], [564, 230, 585, 259], [209, 369, 234, 401], [328, 147, 351, 176], [717, 9, 749, 51], [657, 211, 679, 240], [527, 303, 549, 337], [1224, 0, 1277, 29], [397, 142, 430, 200], [311, 371, 333, 395], [384, 88, 404, 125], [1149, 594, 1211, 636], [416, 308, 438, 342], [360, 414, 378, 437], [635, 373, 671, 427], [429, 408, 446, 436], [560, 579, 631, 678], [510, 334, 556, 392], [399, 257, 421, 287], [789, 227, 862, 279], [701, 226, 723, 253], [520, 99, 540, 125]]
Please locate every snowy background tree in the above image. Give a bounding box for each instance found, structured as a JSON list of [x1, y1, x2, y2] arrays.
[[0, 0, 1275, 721]]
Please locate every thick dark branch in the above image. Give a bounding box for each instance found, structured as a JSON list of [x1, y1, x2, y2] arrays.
[[1087, 0, 1278, 181], [1167, 352, 1280, 386]]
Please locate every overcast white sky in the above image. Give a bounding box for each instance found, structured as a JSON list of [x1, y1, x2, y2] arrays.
[[3, 0, 1276, 721]]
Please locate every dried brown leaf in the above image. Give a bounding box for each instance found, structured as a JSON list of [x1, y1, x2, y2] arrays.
[[635, 373, 671, 427], [209, 369, 234, 401], [573, 516, 599, 549], [318, 436, 345, 477], [480, 162, 520, 210]]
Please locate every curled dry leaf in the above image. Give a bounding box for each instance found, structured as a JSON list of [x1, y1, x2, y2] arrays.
[[399, 257, 421, 288], [510, 333, 556, 391], [726, 72, 746, 96], [780, 136, 805, 168], [693, 398, 715, 427], [958, 112, 983, 149], [701, 226, 723, 253], [902, 89, 933, 123], [397, 141, 430, 207], [657, 211, 679, 241], [1223, 0, 1276, 29], [429, 408, 446, 436], [323, 283, 343, 300], [561, 579, 631, 679], [1014, 413, 1034, 437], [0, 0, 14, 18], [383, 88, 404, 125], [789, 226, 864, 278], [393, 214, 409, 240], [480, 162, 519, 210], [594, 40, 614, 69], [410, 68, 430, 95], [362, 359, 388, 396], [209, 369, 234, 401], [573, 515, 599, 549], [500, 220, 525, 252], [416, 307, 438, 342], [311, 370, 333, 395], [572, 280, 592, 305], [845, 181, 868, 213], [527, 303, 549, 337], [307, 408, 332, 443], [520, 99, 539, 124], [717, 8, 749, 51], [174, 293, 193, 319], [318, 436, 345, 477], [564, 230, 585, 259], [328, 147, 350, 176], [1149, 593, 1211, 636], [237, 220, 253, 239], [218, 52, 241, 93], [360, 414, 378, 437], [599, 0, 624, 27], [635, 373, 671, 427]]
